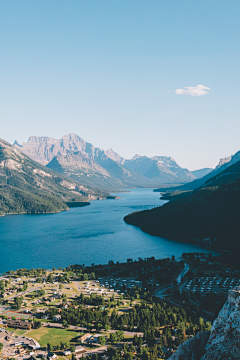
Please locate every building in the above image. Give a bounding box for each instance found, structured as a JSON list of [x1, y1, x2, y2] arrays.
[[53, 314, 61, 321], [47, 351, 58, 359], [75, 345, 85, 354], [63, 350, 71, 355], [77, 333, 92, 343], [0, 330, 9, 341], [28, 338, 41, 349], [42, 314, 49, 320], [87, 334, 107, 343], [6, 319, 32, 330]]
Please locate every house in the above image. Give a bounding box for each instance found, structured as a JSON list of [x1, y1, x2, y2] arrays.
[[28, 338, 41, 349], [75, 345, 85, 354], [6, 319, 32, 330], [42, 314, 49, 320], [53, 314, 61, 321], [17, 348, 27, 356], [87, 334, 106, 343], [0, 330, 9, 341], [10, 339, 24, 346], [47, 351, 58, 359], [77, 333, 92, 343], [100, 355, 109, 360], [63, 350, 71, 355]]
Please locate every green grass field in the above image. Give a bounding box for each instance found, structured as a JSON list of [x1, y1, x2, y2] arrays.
[[27, 327, 78, 347], [15, 329, 28, 336]]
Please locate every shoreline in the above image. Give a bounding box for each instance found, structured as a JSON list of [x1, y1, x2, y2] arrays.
[[0, 194, 122, 217], [124, 217, 228, 255]]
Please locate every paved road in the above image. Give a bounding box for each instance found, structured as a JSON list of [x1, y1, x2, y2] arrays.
[[179, 279, 188, 294], [154, 285, 173, 299], [176, 263, 190, 285], [154, 262, 190, 299], [7, 286, 42, 300]]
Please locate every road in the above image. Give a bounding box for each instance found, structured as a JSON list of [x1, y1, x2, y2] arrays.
[[154, 262, 190, 299], [176, 263, 190, 285], [7, 286, 42, 300], [73, 281, 82, 293]]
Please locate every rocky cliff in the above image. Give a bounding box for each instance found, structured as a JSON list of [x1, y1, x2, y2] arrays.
[[169, 286, 240, 360], [14, 134, 200, 188]]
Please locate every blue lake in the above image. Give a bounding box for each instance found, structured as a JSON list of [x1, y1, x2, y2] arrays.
[[0, 189, 217, 273]]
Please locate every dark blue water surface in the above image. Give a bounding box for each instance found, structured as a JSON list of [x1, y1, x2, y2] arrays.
[[0, 189, 217, 273]]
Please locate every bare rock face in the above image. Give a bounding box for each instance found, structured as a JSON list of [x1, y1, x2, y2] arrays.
[[215, 151, 240, 170], [202, 287, 240, 360], [169, 332, 210, 360], [13, 134, 195, 188], [169, 287, 240, 360]]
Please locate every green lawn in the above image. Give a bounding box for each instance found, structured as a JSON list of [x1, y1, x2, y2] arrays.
[[27, 327, 78, 347], [15, 329, 28, 336]]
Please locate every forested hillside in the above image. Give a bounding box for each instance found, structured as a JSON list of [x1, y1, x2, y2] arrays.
[[0, 138, 102, 215], [124, 159, 240, 253]]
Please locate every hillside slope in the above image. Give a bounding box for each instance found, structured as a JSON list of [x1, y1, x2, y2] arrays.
[[0, 139, 101, 215], [124, 159, 240, 252], [154, 150, 240, 192], [46, 151, 133, 190], [191, 168, 213, 179]]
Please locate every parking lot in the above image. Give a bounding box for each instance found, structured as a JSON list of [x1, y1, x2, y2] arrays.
[[182, 277, 240, 295]]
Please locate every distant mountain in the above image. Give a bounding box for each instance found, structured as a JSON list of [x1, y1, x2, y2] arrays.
[[154, 150, 240, 192], [124, 157, 240, 252], [105, 148, 126, 165], [191, 168, 213, 179], [47, 151, 162, 190], [123, 155, 196, 183], [46, 151, 133, 190], [14, 134, 199, 189], [0, 138, 101, 215]]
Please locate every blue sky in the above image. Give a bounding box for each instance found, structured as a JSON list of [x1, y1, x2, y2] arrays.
[[1, 1, 240, 170]]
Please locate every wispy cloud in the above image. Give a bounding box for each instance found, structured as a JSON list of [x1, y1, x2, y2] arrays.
[[175, 84, 210, 96]]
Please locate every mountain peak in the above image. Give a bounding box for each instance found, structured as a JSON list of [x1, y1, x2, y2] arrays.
[[13, 140, 22, 147], [105, 148, 126, 164]]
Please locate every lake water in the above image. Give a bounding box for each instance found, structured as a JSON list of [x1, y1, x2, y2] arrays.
[[0, 189, 217, 273]]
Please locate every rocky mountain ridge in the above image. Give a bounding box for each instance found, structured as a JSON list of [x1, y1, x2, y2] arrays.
[[169, 286, 240, 360], [154, 149, 240, 192], [14, 134, 207, 189], [0, 138, 103, 215]]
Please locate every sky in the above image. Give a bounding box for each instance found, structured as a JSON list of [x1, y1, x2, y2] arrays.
[[1, 1, 240, 170]]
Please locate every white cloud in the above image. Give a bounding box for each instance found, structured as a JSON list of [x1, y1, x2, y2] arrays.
[[175, 84, 210, 96]]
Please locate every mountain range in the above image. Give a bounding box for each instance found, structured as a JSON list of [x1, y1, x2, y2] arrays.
[[154, 150, 240, 192], [0, 138, 104, 215], [124, 149, 240, 253], [14, 133, 210, 190]]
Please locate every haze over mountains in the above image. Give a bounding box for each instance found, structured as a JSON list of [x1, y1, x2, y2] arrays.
[[14, 133, 209, 190]]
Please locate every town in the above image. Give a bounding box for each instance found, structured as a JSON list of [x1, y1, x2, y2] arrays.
[[0, 253, 239, 360]]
